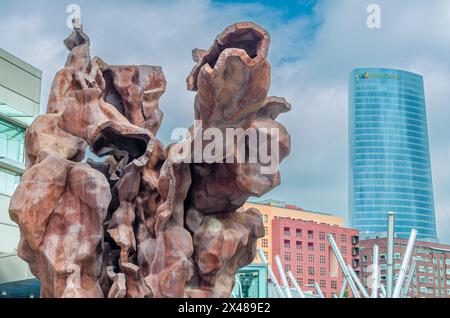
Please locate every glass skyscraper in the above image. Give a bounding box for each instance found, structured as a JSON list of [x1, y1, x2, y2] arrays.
[[349, 68, 437, 242]]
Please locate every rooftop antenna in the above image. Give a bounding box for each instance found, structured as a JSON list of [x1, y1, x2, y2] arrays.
[[287, 271, 305, 298], [401, 257, 417, 298], [257, 249, 285, 298], [386, 211, 395, 298], [348, 264, 369, 298], [371, 244, 380, 298], [392, 229, 417, 298], [274, 255, 293, 298], [327, 234, 361, 298]]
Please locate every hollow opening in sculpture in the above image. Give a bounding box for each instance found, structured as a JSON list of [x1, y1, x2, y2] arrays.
[[207, 28, 264, 68], [92, 126, 149, 163]]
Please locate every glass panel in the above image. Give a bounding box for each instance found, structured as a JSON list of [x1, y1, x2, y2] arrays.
[[0, 117, 26, 163], [0, 168, 21, 196], [0, 103, 34, 126]]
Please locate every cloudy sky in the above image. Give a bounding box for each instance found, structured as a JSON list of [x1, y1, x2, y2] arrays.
[[1, 0, 449, 243]]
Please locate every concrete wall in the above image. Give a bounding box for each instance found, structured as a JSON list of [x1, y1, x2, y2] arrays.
[[0, 48, 41, 116]]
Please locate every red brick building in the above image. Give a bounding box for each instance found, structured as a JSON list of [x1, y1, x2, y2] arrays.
[[360, 238, 450, 298], [272, 218, 360, 298]]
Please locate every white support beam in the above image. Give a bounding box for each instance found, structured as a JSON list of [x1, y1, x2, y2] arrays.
[[371, 244, 379, 298], [401, 258, 417, 298], [327, 234, 361, 298], [274, 255, 293, 298], [386, 211, 395, 298], [348, 264, 369, 298], [393, 229, 417, 298], [257, 249, 284, 298], [287, 271, 305, 298]]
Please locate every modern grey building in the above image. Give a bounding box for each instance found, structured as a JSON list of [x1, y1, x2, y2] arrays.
[[0, 48, 41, 297], [349, 68, 437, 242]]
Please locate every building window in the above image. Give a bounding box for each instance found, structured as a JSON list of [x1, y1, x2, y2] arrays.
[[261, 238, 269, 248], [0, 118, 26, 163], [297, 278, 303, 287], [362, 255, 368, 262], [308, 267, 314, 275], [284, 227, 290, 236], [296, 253, 303, 262], [341, 246, 347, 254], [331, 281, 337, 289], [394, 253, 401, 260], [264, 226, 268, 234], [296, 241, 302, 250], [419, 266, 426, 273], [319, 255, 326, 264], [319, 243, 326, 253], [428, 267, 433, 274], [380, 254, 386, 260], [284, 252, 291, 262], [319, 232, 325, 240], [296, 265, 303, 275], [419, 276, 426, 283], [263, 214, 268, 223], [284, 240, 290, 249], [320, 280, 326, 288], [340, 234, 347, 243], [296, 229, 302, 237], [284, 264, 291, 272], [320, 268, 326, 277], [428, 277, 434, 284], [308, 254, 314, 264], [308, 279, 314, 286], [308, 242, 314, 251], [308, 230, 314, 240], [0, 167, 21, 196]]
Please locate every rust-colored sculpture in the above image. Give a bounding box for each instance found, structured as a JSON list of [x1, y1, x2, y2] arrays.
[[9, 22, 291, 298]]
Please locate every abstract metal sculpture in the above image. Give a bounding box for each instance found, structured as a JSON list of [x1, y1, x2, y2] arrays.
[[9, 22, 291, 298]]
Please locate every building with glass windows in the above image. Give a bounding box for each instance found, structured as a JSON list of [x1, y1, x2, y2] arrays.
[[0, 48, 41, 297], [359, 238, 450, 298], [349, 68, 437, 242]]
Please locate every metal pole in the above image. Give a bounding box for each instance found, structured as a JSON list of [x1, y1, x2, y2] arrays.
[[313, 282, 325, 298], [392, 229, 417, 298], [287, 271, 305, 298], [339, 279, 348, 298], [257, 249, 285, 298], [380, 283, 387, 298], [371, 244, 379, 298], [401, 258, 417, 298], [386, 211, 395, 298], [327, 234, 361, 298], [347, 264, 369, 298], [274, 255, 293, 298]]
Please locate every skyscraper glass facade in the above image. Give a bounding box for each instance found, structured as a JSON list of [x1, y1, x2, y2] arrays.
[[349, 68, 437, 241]]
